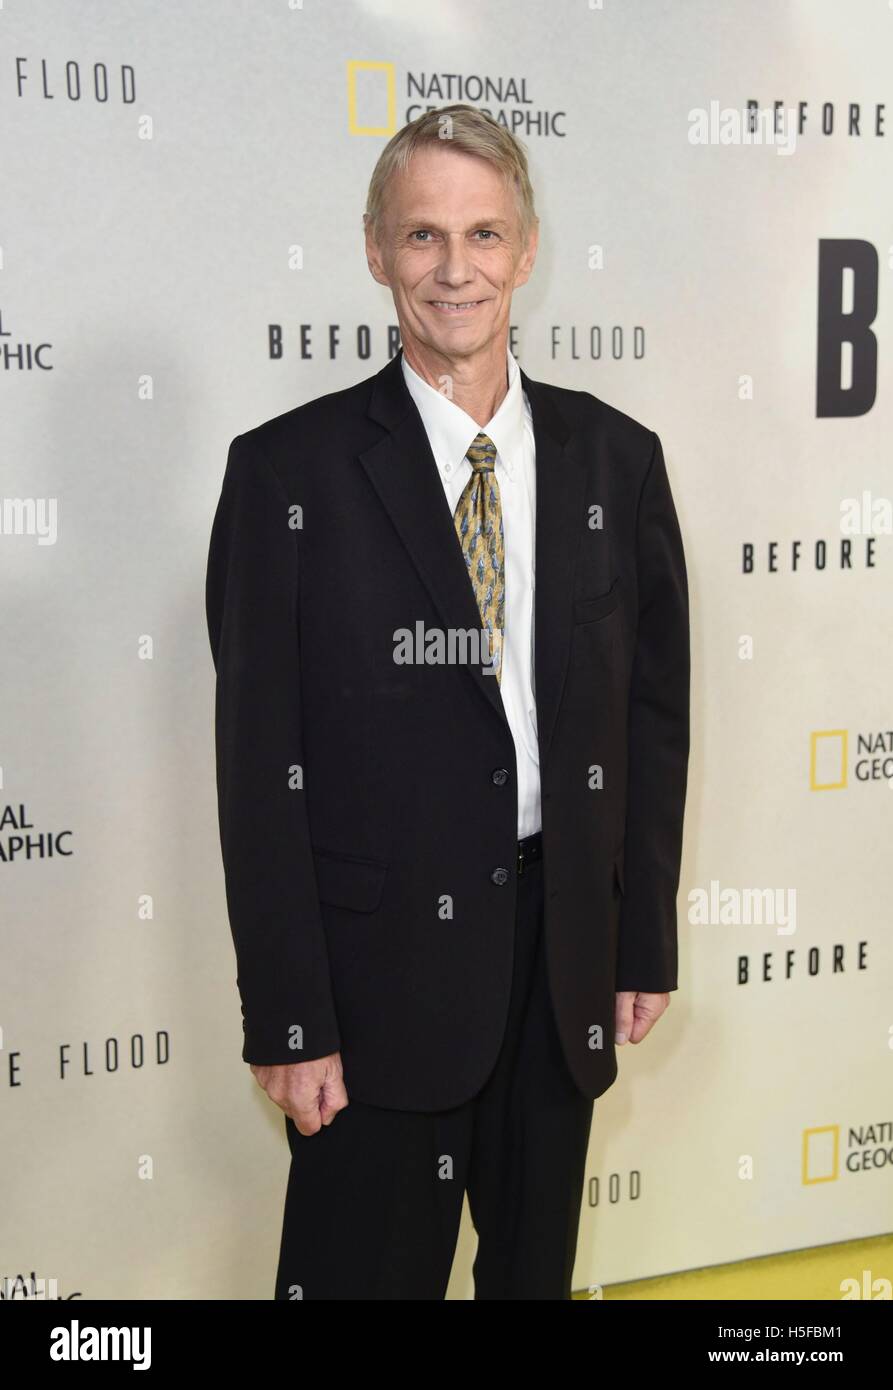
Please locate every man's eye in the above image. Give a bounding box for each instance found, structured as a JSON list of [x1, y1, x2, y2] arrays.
[[411, 230, 432, 241], [475, 230, 497, 240]]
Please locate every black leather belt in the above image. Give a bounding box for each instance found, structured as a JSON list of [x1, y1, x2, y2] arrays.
[[517, 830, 543, 877]]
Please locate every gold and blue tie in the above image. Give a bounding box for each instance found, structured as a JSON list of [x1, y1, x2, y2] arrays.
[[453, 432, 505, 683]]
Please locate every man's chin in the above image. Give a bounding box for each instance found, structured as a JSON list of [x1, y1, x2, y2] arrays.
[[428, 333, 486, 361], [424, 315, 499, 351]]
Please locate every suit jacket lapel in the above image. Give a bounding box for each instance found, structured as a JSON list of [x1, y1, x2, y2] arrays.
[[360, 349, 584, 761], [360, 350, 507, 728], [519, 367, 582, 765]]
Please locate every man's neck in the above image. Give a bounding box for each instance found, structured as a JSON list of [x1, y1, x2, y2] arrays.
[[402, 339, 509, 427]]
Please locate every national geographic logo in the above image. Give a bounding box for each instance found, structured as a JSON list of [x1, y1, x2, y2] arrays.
[[0, 802, 72, 863], [346, 62, 566, 137], [802, 1120, 893, 1184], [809, 728, 893, 790], [0, 307, 54, 373]]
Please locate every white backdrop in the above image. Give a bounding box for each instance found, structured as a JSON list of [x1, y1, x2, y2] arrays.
[[1, 0, 890, 1300]]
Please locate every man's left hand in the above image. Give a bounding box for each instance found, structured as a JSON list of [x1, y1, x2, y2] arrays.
[[614, 991, 669, 1045]]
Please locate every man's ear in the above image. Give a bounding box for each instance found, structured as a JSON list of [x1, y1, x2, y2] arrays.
[[513, 218, 539, 290], [364, 215, 391, 288]]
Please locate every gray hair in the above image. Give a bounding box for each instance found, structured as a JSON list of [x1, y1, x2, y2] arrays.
[[364, 103, 538, 241]]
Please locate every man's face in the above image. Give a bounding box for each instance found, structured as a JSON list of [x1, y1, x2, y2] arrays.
[[365, 143, 538, 363]]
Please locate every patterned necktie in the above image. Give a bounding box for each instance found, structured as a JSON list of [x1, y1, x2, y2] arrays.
[[453, 432, 505, 683]]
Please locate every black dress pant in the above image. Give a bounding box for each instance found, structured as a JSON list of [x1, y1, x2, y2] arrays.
[[274, 856, 594, 1300]]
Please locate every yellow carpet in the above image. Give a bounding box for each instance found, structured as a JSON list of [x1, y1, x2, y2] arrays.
[[573, 1233, 893, 1300]]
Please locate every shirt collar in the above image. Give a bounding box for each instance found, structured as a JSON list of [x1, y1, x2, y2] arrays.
[[401, 345, 527, 482]]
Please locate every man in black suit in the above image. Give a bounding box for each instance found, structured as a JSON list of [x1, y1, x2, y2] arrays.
[[206, 103, 689, 1300]]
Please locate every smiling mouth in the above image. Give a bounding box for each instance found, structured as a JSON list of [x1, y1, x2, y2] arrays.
[[429, 300, 487, 313]]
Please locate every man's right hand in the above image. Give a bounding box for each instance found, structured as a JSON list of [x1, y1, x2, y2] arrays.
[[250, 1054, 348, 1136]]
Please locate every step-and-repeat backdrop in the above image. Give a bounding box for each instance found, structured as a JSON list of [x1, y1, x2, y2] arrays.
[[2, 0, 890, 1300]]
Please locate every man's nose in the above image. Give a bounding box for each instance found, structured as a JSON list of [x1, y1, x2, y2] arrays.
[[435, 233, 475, 284]]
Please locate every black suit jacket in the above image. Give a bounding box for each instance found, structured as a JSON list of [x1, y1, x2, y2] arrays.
[[205, 347, 690, 1110]]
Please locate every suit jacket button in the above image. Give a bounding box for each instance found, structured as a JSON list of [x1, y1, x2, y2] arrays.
[[490, 867, 510, 886], [491, 768, 509, 786]]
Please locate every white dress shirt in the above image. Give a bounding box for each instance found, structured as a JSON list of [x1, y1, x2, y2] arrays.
[[401, 346, 542, 839]]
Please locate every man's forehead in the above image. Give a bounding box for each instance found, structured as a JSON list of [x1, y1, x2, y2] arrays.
[[391, 154, 511, 194], [392, 214, 513, 233]]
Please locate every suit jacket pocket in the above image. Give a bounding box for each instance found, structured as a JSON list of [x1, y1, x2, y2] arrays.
[[313, 849, 388, 914], [574, 577, 621, 626]]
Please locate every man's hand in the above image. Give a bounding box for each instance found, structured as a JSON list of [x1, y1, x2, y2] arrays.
[[614, 991, 669, 1046], [250, 1054, 348, 1136]]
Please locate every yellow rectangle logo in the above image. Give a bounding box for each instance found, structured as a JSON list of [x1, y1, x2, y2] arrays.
[[347, 61, 397, 136], [802, 1124, 839, 1184], [810, 729, 847, 790]]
